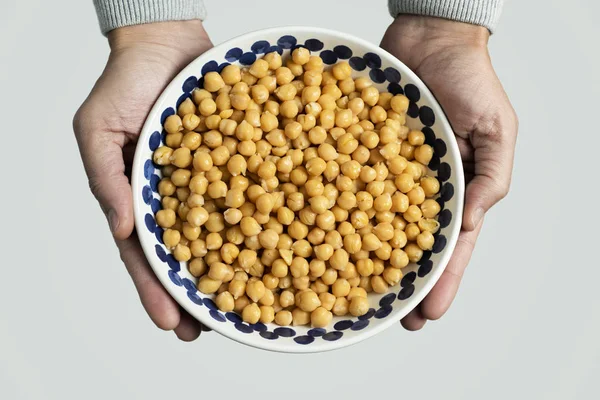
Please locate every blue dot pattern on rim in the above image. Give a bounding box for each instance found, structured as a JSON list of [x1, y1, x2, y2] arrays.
[[140, 34, 453, 345]]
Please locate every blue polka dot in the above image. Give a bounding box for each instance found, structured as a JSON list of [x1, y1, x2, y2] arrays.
[[203, 298, 217, 311], [387, 82, 404, 95], [260, 331, 279, 340], [210, 310, 226, 322], [154, 227, 164, 244], [398, 285, 415, 300], [333, 320, 353, 331], [187, 291, 203, 305], [149, 174, 160, 192], [273, 327, 296, 337], [304, 38, 324, 51], [160, 107, 175, 125], [160, 131, 167, 145], [217, 62, 230, 72], [374, 306, 393, 319], [225, 312, 243, 323], [143, 160, 154, 180], [436, 198, 445, 211], [181, 278, 196, 292], [235, 323, 254, 334], [419, 251, 432, 264], [422, 127, 436, 146], [144, 214, 155, 233], [155, 245, 167, 262], [358, 308, 376, 320], [323, 331, 343, 341], [433, 235, 447, 253], [239, 52, 257, 65], [150, 198, 161, 214], [349, 56, 366, 71], [149, 131, 161, 151], [266, 45, 283, 55], [225, 47, 243, 62], [182, 76, 198, 93], [351, 320, 369, 331], [401, 271, 417, 287], [407, 102, 419, 118], [251, 40, 270, 54], [168, 270, 182, 286], [379, 293, 396, 307], [363, 52, 382, 69], [320, 50, 337, 65], [437, 162, 451, 182], [438, 209, 452, 228], [419, 106, 435, 126], [201, 61, 219, 75], [250, 323, 268, 332], [384, 67, 401, 83], [277, 35, 297, 49], [369, 68, 386, 83], [333, 45, 352, 59], [404, 84, 421, 102], [294, 335, 314, 345], [418, 260, 433, 277], [434, 139, 447, 158], [142, 186, 153, 205], [166, 254, 180, 272], [439, 182, 454, 202], [307, 328, 326, 337], [429, 154, 440, 171]]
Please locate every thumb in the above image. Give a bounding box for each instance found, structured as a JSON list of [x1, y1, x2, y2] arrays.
[[74, 110, 134, 240], [462, 113, 517, 231]]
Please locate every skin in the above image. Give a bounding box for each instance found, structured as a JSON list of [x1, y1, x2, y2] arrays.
[[73, 16, 517, 340]]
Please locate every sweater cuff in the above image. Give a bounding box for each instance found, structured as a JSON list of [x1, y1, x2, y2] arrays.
[[388, 0, 503, 33], [94, 0, 207, 35]]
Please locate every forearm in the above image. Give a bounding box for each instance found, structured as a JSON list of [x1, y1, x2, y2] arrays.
[[388, 0, 504, 33], [94, 0, 207, 35]]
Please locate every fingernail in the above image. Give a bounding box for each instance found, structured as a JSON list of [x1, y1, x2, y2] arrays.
[[471, 207, 484, 229], [107, 209, 119, 234]]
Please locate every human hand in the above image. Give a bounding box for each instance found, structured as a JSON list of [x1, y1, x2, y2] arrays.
[[381, 15, 518, 330], [73, 21, 213, 341]]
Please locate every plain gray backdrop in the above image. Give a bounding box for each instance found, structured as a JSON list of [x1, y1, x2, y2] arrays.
[[1, 0, 599, 399]]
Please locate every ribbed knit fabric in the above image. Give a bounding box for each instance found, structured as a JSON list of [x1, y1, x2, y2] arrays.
[[388, 0, 503, 32], [93, 0, 207, 34]]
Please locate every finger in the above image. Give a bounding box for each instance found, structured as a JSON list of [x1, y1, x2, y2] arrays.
[[116, 236, 180, 331], [400, 305, 427, 331], [174, 308, 202, 342], [463, 112, 518, 231], [420, 220, 483, 321], [73, 111, 134, 240]]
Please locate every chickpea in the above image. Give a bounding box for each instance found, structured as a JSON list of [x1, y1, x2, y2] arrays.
[[332, 297, 349, 316], [417, 230, 435, 250], [156, 208, 176, 228], [395, 173, 415, 193], [361, 233, 382, 251], [242, 303, 261, 324], [275, 310, 293, 326], [289, 308, 309, 326], [298, 290, 321, 312], [264, 51, 282, 69], [407, 186, 426, 205], [405, 243, 424, 263], [329, 248, 349, 270], [420, 176, 440, 197], [418, 218, 441, 234], [258, 229, 279, 250], [421, 199, 441, 218], [390, 94, 410, 114], [309, 307, 332, 328]]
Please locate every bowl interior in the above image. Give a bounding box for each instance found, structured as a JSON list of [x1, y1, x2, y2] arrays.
[[132, 27, 464, 353]]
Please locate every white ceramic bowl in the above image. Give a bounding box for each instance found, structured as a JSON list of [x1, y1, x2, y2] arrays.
[[132, 26, 464, 353]]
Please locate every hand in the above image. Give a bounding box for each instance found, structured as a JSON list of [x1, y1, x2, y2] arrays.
[[73, 21, 213, 341], [381, 16, 518, 330]]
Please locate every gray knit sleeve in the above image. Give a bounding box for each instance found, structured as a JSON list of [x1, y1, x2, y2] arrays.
[[94, 0, 207, 35], [388, 0, 503, 32]]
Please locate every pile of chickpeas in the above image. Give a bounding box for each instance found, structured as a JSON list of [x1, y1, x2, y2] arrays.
[[152, 48, 441, 328]]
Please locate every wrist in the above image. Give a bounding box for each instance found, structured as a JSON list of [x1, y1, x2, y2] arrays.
[[383, 15, 489, 70], [108, 20, 211, 55], [392, 15, 489, 48]]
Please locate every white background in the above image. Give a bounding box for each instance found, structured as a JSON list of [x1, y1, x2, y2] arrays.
[[1, 0, 599, 399]]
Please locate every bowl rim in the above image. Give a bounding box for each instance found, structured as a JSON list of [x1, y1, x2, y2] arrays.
[[132, 25, 465, 353]]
